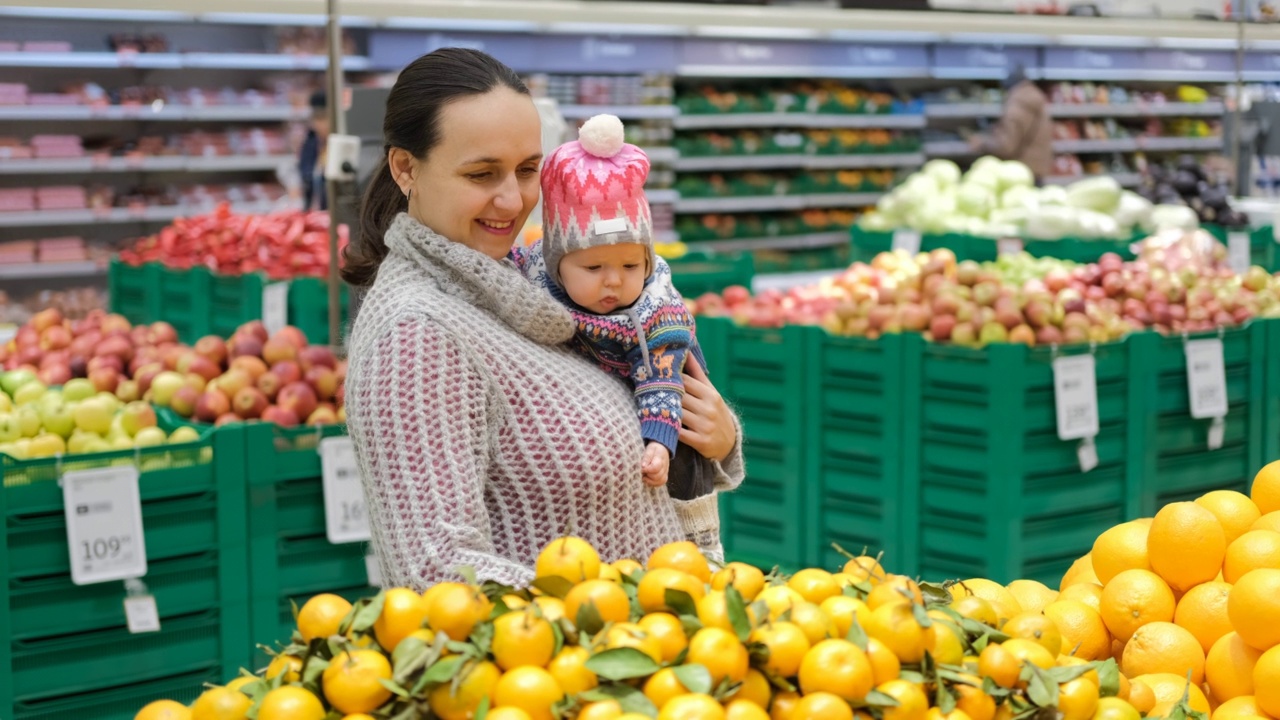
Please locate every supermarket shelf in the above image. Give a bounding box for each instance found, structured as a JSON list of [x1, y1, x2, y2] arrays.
[[557, 104, 678, 120], [646, 189, 681, 205], [1052, 136, 1224, 153], [922, 141, 977, 157], [0, 154, 293, 174], [0, 51, 371, 71], [674, 113, 926, 130], [675, 152, 922, 172], [1053, 138, 1141, 153], [691, 231, 850, 253], [1044, 172, 1144, 187], [655, 230, 680, 244], [1141, 136, 1223, 151], [641, 147, 680, 165], [0, 261, 104, 280], [675, 192, 881, 214], [924, 103, 1004, 119], [1049, 102, 1226, 118], [0, 105, 307, 121], [804, 192, 884, 207], [0, 200, 283, 228]]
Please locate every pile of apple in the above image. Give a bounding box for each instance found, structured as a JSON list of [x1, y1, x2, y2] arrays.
[[691, 245, 1280, 346], [148, 320, 345, 427], [0, 375, 198, 461], [0, 308, 179, 390]]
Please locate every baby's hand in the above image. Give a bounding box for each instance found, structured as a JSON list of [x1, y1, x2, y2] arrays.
[[642, 442, 670, 488]]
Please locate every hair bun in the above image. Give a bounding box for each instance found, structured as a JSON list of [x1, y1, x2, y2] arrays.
[[577, 114, 625, 158]]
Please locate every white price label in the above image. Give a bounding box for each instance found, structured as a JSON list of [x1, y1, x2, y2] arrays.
[[62, 466, 147, 586], [1077, 437, 1099, 473], [365, 555, 383, 588], [1228, 232, 1252, 275], [1185, 338, 1229, 420], [124, 594, 161, 633], [1053, 354, 1100, 442], [997, 237, 1024, 257], [1208, 416, 1226, 451], [262, 282, 289, 338], [891, 229, 921, 255], [321, 436, 369, 544]]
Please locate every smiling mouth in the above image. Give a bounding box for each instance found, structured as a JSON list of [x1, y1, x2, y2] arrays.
[[477, 219, 514, 231]]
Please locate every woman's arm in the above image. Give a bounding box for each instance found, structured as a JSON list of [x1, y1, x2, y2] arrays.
[[680, 361, 745, 491], [346, 317, 532, 589]]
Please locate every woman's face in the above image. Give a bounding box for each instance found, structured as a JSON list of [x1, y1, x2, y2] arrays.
[[393, 87, 543, 260]]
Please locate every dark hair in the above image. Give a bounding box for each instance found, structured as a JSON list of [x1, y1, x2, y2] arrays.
[[342, 48, 529, 287]]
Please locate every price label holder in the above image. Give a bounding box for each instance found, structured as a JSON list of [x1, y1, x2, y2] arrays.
[[61, 465, 147, 586], [1228, 232, 1252, 275], [262, 281, 289, 338], [365, 555, 383, 588], [997, 237, 1024, 257], [123, 578, 160, 633], [1053, 350, 1101, 473], [1185, 335, 1229, 450], [891, 229, 921, 255], [320, 435, 370, 544]]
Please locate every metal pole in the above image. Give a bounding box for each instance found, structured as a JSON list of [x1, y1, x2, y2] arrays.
[[325, 0, 346, 352], [1232, 10, 1245, 194]]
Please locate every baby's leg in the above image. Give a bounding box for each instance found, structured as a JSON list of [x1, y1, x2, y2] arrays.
[[668, 442, 724, 563]]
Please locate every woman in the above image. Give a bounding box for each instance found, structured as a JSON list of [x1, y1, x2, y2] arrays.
[[342, 48, 745, 590]]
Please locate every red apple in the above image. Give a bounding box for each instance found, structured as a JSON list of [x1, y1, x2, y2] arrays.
[[69, 356, 88, 379], [232, 387, 268, 419], [272, 326, 308, 350], [31, 307, 64, 333], [40, 325, 72, 351], [262, 338, 298, 366], [271, 361, 302, 386], [257, 371, 284, 401], [215, 412, 241, 427], [228, 336, 264, 360], [116, 379, 140, 403], [214, 368, 254, 399], [186, 356, 221, 382], [41, 350, 69, 369], [148, 321, 178, 345], [307, 406, 339, 426], [298, 346, 336, 371], [194, 336, 227, 367], [130, 325, 151, 347], [101, 313, 131, 336], [69, 331, 102, 359], [94, 335, 135, 364], [194, 389, 231, 423], [161, 345, 186, 371], [305, 366, 339, 402], [38, 363, 71, 386], [277, 381, 318, 421], [230, 355, 268, 380], [134, 363, 164, 395], [89, 366, 120, 393], [261, 405, 300, 427], [236, 321, 269, 344]]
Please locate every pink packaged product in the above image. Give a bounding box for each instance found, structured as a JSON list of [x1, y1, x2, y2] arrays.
[[31, 135, 84, 159], [0, 189, 36, 212], [0, 42, 19, 53], [0, 84, 28, 106], [0, 240, 36, 265], [26, 93, 80, 106], [35, 186, 88, 211], [38, 237, 89, 262], [21, 41, 73, 53]]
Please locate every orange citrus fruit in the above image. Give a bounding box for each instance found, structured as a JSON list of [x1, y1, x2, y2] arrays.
[[1133, 673, 1211, 714], [638, 568, 706, 614], [578, 701, 623, 720], [953, 675, 995, 720], [1005, 580, 1058, 615], [1002, 612, 1063, 656], [1148, 502, 1228, 593], [789, 569, 842, 605], [867, 576, 923, 610], [1060, 554, 1101, 590], [492, 610, 556, 671], [535, 536, 601, 583], [1174, 581, 1233, 653], [638, 612, 689, 664], [600, 623, 663, 664], [487, 709, 535, 720], [749, 622, 811, 678], [1092, 522, 1152, 585], [1099, 569, 1176, 642], [373, 587, 429, 652], [426, 583, 492, 642], [656, 694, 725, 720], [135, 700, 192, 720], [548, 646, 597, 695], [1254, 645, 1280, 717], [978, 643, 1021, 689], [644, 668, 692, 710], [792, 692, 854, 720], [613, 558, 644, 578], [821, 595, 872, 640], [265, 654, 302, 683], [1058, 678, 1100, 720], [711, 563, 766, 601], [877, 679, 929, 720], [296, 593, 353, 642], [1224, 530, 1280, 583], [770, 691, 801, 720], [1253, 512, 1280, 534], [789, 602, 837, 646], [322, 650, 393, 715], [647, 541, 711, 583], [798, 639, 873, 702], [1128, 679, 1157, 714], [1197, 491, 1263, 545], [1251, 461, 1280, 515], [1206, 632, 1262, 702], [191, 687, 251, 720], [866, 637, 901, 686], [1002, 638, 1055, 671], [1228, 568, 1280, 650], [735, 669, 772, 708], [864, 601, 934, 664], [756, 585, 805, 621], [492, 666, 563, 720], [427, 660, 501, 720], [1214, 696, 1267, 720], [696, 590, 736, 632], [687, 627, 749, 685], [1121, 621, 1206, 685], [565, 579, 632, 625], [725, 699, 771, 720], [949, 595, 998, 628], [949, 579, 1023, 625], [1094, 697, 1141, 720], [258, 687, 325, 720], [843, 556, 886, 586], [1058, 583, 1104, 613]]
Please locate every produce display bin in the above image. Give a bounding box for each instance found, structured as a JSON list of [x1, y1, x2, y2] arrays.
[[1204, 225, 1279, 273], [0, 426, 250, 720], [698, 318, 809, 573], [897, 333, 1143, 586], [667, 251, 755, 298], [107, 261, 348, 346], [850, 227, 1141, 265], [242, 422, 375, 667]]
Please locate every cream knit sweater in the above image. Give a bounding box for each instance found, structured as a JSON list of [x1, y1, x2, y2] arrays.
[[345, 214, 745, 589]]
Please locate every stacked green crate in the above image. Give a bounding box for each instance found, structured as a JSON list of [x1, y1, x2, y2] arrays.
[[1128, 323, 1280, 510], [106, 260, 158, 327], [898, 334, 1141, 586], [698, 318, 808, 573], [243, 422, 375, 666], [208, 270, 264, 341], [803, 331, 910, 572], [155, 266, 211, 343], [0, 428, 249, 720], [1204, 225, 1278, 273], [288, 279, 350, 348], [667, 252, 754, 298], [850, 227, 1140, 265]]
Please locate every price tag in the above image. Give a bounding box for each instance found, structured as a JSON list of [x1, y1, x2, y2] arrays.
[[365, 555, 383, 588], [1185, 338, 1229, 420], [62, 466, 147, 586], [262, 282, 289, 338], [891, 229, 921, 255], [1053, 354, 1100, 442], [1228, 232, 1252, 275], [124, 594, 161, 633], [1077, 436, 1099, 473], [997, 237, 1024, 257], [320, 436, 370, 544]]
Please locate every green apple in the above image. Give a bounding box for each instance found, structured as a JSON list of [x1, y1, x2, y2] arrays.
[[7, 438, 30, 459], [62, 378, 96, 403], [107, 415, 129, 442], [0, 392, 11, 412], [13, 381, 48, 407], [27, 433, 66, 458], [111, 435, 135, 451], [73, 397, 114, 436], [0, 413, 19, 443], [67, 430, 99, 455], [81, 437, 111, 454], [133, 426, 168, 448], [0, 369, 36, 397], [168, 426, 200, 444], [40, 401, 75, 439], [120, 402, 157, 438], [15, 406, 40, 438]]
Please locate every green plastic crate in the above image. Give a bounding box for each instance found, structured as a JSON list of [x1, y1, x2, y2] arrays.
[[667, 251, 755, 298], [0, 427, 250, 717], [106, 260, 158, 328], [288, 278, 350, 347], [898, 333, 1143, 586], [804, 331, 910, 572], [12, 667, 222, 720], [850, 227, 1140, 265], [243, 422, 374, 665], [698, 318, 808, 573], [1204, 225, 1279, 273], [208, 270, 263, 341], [156, 266, 211, 342]]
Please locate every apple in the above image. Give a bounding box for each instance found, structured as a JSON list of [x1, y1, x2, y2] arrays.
[[94, 335, 135, 364], [270, 361, 302, 386], [236, 321, 269, 344], [277, 382, 318, 421], [194, 390, 231, 424], [230, 355, 268, 380], [261, 405, 300, 427], [305, 366, 339, 402], [28, 433, 66, 458], [233, 387, 269, 419], [148, 322, 178, 345], [40, 400, 75, 439], [228, 336, 264, 361], [38, 364, 72, 387], [73, 397, 115, 435], [69, 331, 102, 359], [257, 371, 284, 401], [0, 414, 20, 443], [0, 369, 37, 397], [194, 336, 227, 367], [63, 378, 97, 403], [133, 426, 167, 448], [170, 386, 200, 418], [168, 426, 201, 445], [30, 308, 63, 333], [89, 366, 120, 394], [100, 314, 131, 336], [150, 371, 186, 407], [115, 379, 141, 403], [215, 413, 241, 426], [214, 368, 254, 399], [39, 325, 72, 352], [15, 406, 40, 437], [120, 402, 157, 437], [160, 345, 186, 371], [134, 363, 164, 395], [262, 338, 298, 366], [183, 373, 207, 394]]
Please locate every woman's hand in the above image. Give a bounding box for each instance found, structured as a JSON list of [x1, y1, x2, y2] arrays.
[[680, 361, 736, 463]]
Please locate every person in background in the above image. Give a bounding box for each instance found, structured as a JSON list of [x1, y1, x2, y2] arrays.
[[299, 90, 329, 211], [969, 64, 1054, 180]]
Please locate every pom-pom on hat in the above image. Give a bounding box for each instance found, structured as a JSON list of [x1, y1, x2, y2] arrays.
[[541, 114, 655, 287]]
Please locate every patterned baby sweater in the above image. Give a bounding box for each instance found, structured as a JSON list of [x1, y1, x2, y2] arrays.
[[510, 240, 703, 457], [343, 214, 745, 589]]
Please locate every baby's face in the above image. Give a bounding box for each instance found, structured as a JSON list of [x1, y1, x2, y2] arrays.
[[558, 243, 648, 314]]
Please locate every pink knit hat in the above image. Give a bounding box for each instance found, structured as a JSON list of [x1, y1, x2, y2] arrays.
[[541, 114, 655, 287]]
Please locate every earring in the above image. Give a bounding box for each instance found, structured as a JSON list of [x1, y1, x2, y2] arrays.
[[405, 188, 412, 204]]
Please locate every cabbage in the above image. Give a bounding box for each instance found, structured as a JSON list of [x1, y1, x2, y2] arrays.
[[1076, 210, 1122, 239], [1065, 176, 1122, 215], [997, 161, 1035, 193], [1148, 204, 1200, 232], [1114, 191, 1153, 232], [1001, 185, 1040, 212], [921, 159, 962, 188], [978, 222, 1022, 239], [955, 183, 995, 218], [1025, 206, 1082, 240], [902, 174, 940, 200], [875, 193, 906, 224], [1038, 186, 1069, 206], [989, 207, 1030, 228], [858, 211, 896, 232], [964, 156, 1003, 191]]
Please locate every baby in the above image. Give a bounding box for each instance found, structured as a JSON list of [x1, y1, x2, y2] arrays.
[[510, 114, 724, 561]]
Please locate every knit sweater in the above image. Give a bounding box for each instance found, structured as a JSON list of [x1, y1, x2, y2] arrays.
[[343, 214, 745, 589], [509, 241, 703, 457]]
